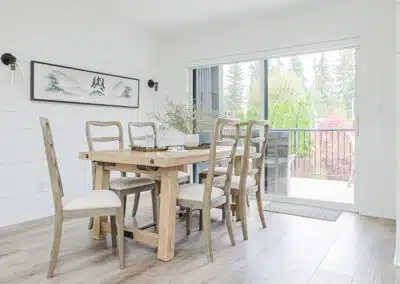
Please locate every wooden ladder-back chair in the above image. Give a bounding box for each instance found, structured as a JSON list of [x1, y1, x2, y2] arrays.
[[86, 121, 157, 229], [199, 123, 251, 211], [176, 118, 240, 262], [127, 122, 190, 217], [214, 120, 268, 240], [40, 117, 125, 278]]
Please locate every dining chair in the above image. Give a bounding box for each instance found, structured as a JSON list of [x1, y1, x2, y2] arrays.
[[199, 124, 251, 209], [127, 122, 190, 218], [40, 117, 125, 278], [176, 118, 240, 262], [198, 124, 235, 180], [86, 121, 157, 229], [214, 120, 268, 240]]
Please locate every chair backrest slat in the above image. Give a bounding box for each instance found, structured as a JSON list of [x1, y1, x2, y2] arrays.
[[86, 121, 125, 181], [86, 121, 124, 151], [203, 118, 240, 204], [249, 152, 262, 159], [239, 120, 269, 193], [40, 117, 63, 215], [128, 122, 158, 147], [91, 137, 120, 143]]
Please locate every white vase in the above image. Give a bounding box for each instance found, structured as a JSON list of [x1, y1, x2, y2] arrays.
[[184, 134, 199, 147]]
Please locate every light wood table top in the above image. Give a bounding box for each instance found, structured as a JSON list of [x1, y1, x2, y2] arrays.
[[79, 146, 239, 168]]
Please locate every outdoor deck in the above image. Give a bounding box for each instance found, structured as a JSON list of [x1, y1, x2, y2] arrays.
[[288, 177, 354, 204]]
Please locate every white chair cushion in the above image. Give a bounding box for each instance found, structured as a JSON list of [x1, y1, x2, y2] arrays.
[[141, 171, 190, 183], [110, 176, 155, 190], [213, 175, 255, 190], [199, 167, 228, 175], [177, 183, 224, 202], [63, 190, 121, 211]]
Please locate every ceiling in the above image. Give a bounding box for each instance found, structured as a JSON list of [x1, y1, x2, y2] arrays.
[[8, 0, 318, 34], [112, 0, 317, 33]]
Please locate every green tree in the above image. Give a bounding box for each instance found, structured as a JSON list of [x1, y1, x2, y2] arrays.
[[240, 62, 261, 121], [289, 56, 305, 84], [332, 49, 355, 119], [268, 66, 314, 129], [224, 63, 244, 116], [313, 53, 334, 116]]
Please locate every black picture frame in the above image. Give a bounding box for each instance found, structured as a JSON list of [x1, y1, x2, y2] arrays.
[[30, 61, 140, 108]]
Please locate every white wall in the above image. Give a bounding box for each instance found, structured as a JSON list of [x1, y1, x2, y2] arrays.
[[157, 0, 396, 219], [395, 1, 400, 268], [0, 1, 160, 226]]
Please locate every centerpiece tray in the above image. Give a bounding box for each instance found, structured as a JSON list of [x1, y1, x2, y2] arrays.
[[130, 145, 167, 152], [183, 144, 210, 150], [130, 144, 210, 152]]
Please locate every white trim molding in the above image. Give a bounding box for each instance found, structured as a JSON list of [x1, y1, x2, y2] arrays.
[[187, 37, 361, 68], [394, 253, 400, 268]]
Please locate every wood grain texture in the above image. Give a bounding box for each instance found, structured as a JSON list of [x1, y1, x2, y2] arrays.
[[39, 117, 125, 278], [0, 194, 397, 283], [157, 169, 179, 261], [177, 118, 240, 262], [79, 146, 245, 168], [86, 120, 158, 235]]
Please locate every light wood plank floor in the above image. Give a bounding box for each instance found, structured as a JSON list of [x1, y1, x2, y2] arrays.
[[0, 194, 398, 284]]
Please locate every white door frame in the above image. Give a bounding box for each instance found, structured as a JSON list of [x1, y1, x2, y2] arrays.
[[187, 39, 360, 212]]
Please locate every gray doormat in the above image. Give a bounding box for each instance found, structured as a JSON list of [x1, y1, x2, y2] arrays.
[[264, 202, 342, 222]]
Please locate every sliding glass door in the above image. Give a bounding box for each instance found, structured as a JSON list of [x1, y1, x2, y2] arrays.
[[266, 49, 356, 207], [192, 66, 220, 182], [191, 47, 357, 209]]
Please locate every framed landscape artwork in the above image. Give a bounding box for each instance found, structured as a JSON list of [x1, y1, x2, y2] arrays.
[[30, 61, 139, 108]]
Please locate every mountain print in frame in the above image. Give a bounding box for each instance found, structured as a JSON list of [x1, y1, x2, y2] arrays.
[[30, 61, 139, 108]]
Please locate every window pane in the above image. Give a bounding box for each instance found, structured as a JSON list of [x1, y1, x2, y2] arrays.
[[223, 60, 261, 121], [266, 48, 356, 204]]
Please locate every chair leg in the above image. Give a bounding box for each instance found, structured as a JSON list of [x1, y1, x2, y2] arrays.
[[186, 208, 192, 236], [221, 206, 226, 221], [224, 202, 236, 246], [123, 196, 127, 218], [202, 208, 213, 263], [115, 192, 126, 219], [235, 195, 241, 221], [256, 189, 266, 228], [155, 181, 161, 233], [240, 192, 248, 241], [151, 187, 158, 229], [110, 216, 117, 248], [47, 217, 63, 278], [246, 194, 250, 207], [116, 208, 125, 270], [132, 192, 140, 217], [88, 217, 93, 229], [199, 209, 203, 231]]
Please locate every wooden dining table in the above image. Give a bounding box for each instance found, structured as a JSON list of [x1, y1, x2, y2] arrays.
[[79, 147, 245, 262]]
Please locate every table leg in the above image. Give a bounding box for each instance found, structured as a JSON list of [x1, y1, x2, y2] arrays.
[[92, 163, 110, 240], [157, 169, 178, 261]]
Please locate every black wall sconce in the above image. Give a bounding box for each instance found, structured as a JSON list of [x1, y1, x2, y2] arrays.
[[148, 79, 159, 91], [1, 53, 17, 67], [1, 53, 18, 84]]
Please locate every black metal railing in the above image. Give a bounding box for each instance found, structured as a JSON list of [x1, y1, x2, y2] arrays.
[[220, 127, 355, 182], [269, 128, 355, 181]]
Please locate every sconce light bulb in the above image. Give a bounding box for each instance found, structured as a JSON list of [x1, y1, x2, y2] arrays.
[[10, 69, 14, 85]]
